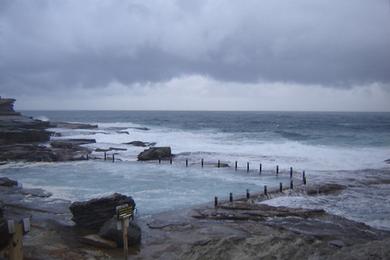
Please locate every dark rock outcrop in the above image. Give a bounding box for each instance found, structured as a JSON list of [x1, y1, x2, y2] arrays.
[[385, 159, 390, 164], [50, 139, 96, 149], [137, 147, 172, 161], [0, 177, 18, 187], [51, 122, 98, 129], [0, 202, 12, 250], [306, 183, 347, 195], [99, 217, 141, 246], [0, 98, 20, 116], [124, 141, 156, 147], [0, 144, 57, 162], [69, 193, 135, 231]]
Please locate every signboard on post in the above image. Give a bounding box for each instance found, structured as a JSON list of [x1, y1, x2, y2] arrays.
[[116, 204, 134, 260]]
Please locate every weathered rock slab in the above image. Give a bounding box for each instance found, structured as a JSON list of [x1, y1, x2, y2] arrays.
[[69, 193, 135, 231]]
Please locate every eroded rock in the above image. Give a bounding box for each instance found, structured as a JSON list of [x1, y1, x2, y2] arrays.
[[137, 147, 172, 161], [69, 193, 136, 231], [99, 217, 141, 247]]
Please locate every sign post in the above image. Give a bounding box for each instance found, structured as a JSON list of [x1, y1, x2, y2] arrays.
[[116, 204, 133, 260]]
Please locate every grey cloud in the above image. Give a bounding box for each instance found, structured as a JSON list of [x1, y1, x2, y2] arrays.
[[1, 0, 390, 95]]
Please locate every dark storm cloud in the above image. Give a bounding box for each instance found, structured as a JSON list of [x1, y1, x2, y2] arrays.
[[1, 0, 390, 95]]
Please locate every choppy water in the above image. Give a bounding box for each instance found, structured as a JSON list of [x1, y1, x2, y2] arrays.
[[1, 111, 390, 229]]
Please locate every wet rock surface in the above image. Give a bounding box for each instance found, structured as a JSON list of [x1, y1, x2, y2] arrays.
[[51, 122, 98, 129], [99, 217, 142, 247], [124, 141, 156, 147], [0, 97, 95, 163], [69, 193, 136, 231], [137, 147, 172, 161]]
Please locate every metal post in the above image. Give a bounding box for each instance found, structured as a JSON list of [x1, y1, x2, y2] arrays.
[[264, 185, 268, 196], [112, 154, 115, 163], [201, 158, 204, 168], [214, 196, 218, 208], [259, 163, 262, 174], [290, 180, 294, 189], [104, 152, 107, 160], [170, 157, 172, 164], [229, 192, 233, 202], [276, 165, 279, 175], [303, 170, 307, 185], [158, 158, 161, 164], [290, 167, 293, 178], [217, 160, 220, 168], [186, 159, 188, 167], [279, 182, 283, 192], [86, 154, 89, 160], [235, 161, 238, 171], [247, 162, 249, 172], [246, 189, 250, 199]]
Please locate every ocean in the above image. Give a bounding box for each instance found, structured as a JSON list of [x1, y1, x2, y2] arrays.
[[1, 111, 390, 229]]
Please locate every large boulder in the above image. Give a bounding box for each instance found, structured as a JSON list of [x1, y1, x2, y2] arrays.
[[69, 193, 135, 231], [137, 147, 172, 161], [99, 217, 141, 247]]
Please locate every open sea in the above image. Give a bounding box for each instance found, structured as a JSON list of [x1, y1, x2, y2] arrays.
[[1, 111, 390, 229]]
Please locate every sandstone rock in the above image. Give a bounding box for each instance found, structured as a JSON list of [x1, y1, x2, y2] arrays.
[[99, 217, 141, 247], [124, 141, 156, 147], [328, 240, 345, 248], [69, 193, 136, 231], [80, 234, 117, 249], [0, 97, 20, 116], [0, 177, 18, 187], [137, 147, 172, 161], [50, 139, 96, 149], [306, 183, 347, 196], [52, 122, 98, 129], [0, 144, 57, 162]]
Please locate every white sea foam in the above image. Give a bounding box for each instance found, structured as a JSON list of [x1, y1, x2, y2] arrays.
[[51, 122, 389, 172]]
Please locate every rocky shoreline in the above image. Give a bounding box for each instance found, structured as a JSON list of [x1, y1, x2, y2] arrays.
[[1, 177, 390, 259]]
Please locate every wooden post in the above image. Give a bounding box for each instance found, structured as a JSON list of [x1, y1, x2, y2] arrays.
[[276, 165, 279, 175], [214, 196, 218, 208], [229, 192, 233, 203], [290, 180, 294, 189], [246, 189, 250, 199], [235, 161, 238, 171], [264, 185, 268, 196], [104, 152, 107, 160], [201, 158, 204, 168], [186, 159, 188, 167], [246, 162, 249, 172], [170, 157, 172, 164], [217, 160, 220, 168], [112, 154, 115, 163], [259, 163, 262, 174], [279, 182, 283, 192], [122, 218, 129, 260], [8, 221, 24, 260], [290, 167, 293, 178]]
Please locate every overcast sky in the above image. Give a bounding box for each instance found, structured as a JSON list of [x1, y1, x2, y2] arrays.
[[1, 0, 390, 111]]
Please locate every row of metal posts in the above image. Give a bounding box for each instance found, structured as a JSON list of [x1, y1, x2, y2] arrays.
[[214, 172, 307, 208]]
